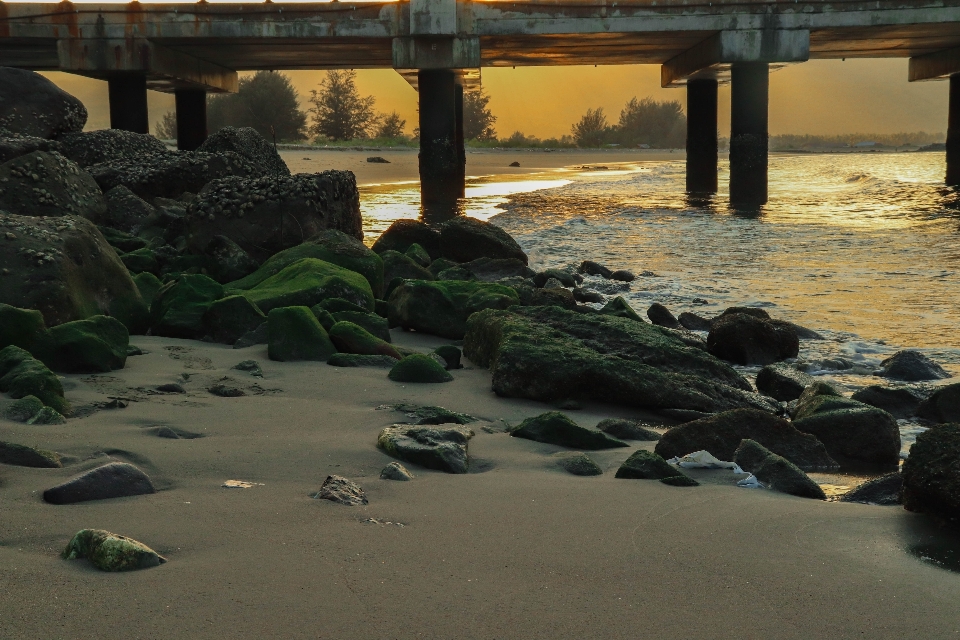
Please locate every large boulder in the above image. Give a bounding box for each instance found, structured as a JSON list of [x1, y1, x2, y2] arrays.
[[733, 439, 826, 500], [792, 395, 901, 466], [388, 354, 453, 383], [917, 383, 960, 424], [202, 295, 266, 344], [150, 274, 224, 339], [874, 350, 950, 382], [232, 258, 374, 314], [0, 135, 59, 164], [43, 462, 155, 504], [463, 306, 778, 414], [33, 315, 129, 373], [372, 219, 441, 259], [227, 229, 383, 298], [901, 423, 960, 521], [839, 473, 902, 505], [197, 127, 290, 177], [377, 424, 474, 473], [56, 130, 168, 168], [0, 441, 61, 468], [185, 172, 362, 261], [267, 306, 336, 362], [0, 68, 87, 139], [707, 312, 799, 365], [0, 303, 46, 352], [654, 409, 837, 470], [0, 151, 107, 222], [0, 213, 146, 331], [510, 412, 628, 450], [102, 185, 157, 234], [852, 385, 925, 420], [755, 363, 815, 402], [203, 235, 260, 284], [388, 280, 520, 339], [62, 529, 165, 572], [439, 217, 527, 265], [0, 346, 70, 415]]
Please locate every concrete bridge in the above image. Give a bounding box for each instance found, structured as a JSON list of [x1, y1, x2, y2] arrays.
[[3, 0, 960, 207]]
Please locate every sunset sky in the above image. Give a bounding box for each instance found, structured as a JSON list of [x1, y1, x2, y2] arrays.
[[44, 58, 949, 139]]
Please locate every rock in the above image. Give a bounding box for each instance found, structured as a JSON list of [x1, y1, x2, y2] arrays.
[[34, 315, 129, 373], [534, 269, 577, 288], [2, 395, 44, 422], [654, 409, 838, 470], [874, 350, 950, 382], [599, 296, 643, 322], [647, 303, 680, 329], [792, 396, 901, 466], [101, 186, 156, 236], [232, 359, 263, 377], [0, 303, 46, 352], [755, 363, 815, 402], [314, 475, 368, 506], [553, 451, 603, 476], [27, 406, 66, 424], [0, 212, 147, 331], [0, 151, 107, 223], [156, 383, 185, 393], [381, 249, 434, 283], [133, 272, 162, 310], [456, 257, 535, 283], [595, 418, 661, 441], [510, 412, 628, 450], [463, 306, 778, 414], [542, 277, 565, 290], [572, 287, 604, 304], [853, 385, 925, 420], [62, 529, 166, 572], [917, 383, 960, 423], [839, 473, 902, 505], [120, 247, 160, 276], [404, 243, 432, 268], [43, 462, 155, 504], [660, 475, 700, 486], [313, 307, 336, 330], [678, 311, 712, 331], [793, 381, 841, 415], [327, 353, 398, 368], [233, 322, 268, 348], [317, 297, 368, 314], [388, 354, 453, 383], [610, 270, 635, 282], [232, 258, 374, 314], [185, 172, 362, 262], [902, 424, 960, 521], [377, 424, 474, 473], [427, 257, 459, 277], [203, 235, 259, 284], [57, 130, 168, 168], [209, 383, 245, 397], [380, 461, 414, 480], [150, 274, 224, 339], [0, 441, 61, 468], [390, 403, 476, 425], [434, 345, 462, 370], [718, 306, 770, 320], [372, 219, 441, 260], [615, 450, 693, 483], [329, 310, 391, 343], [367, 156, 390, 164], [202, 295, 267, 344], [0, 346, 71, 416], [0, 135, 59, 164], [707, 312, 799, 366], [197, 127, 290, 177], [733, 439, 826, 500], [267, 306, 336, 362], [328, 321, 401, 359], [0, 69, 87, 138], [439, 217, 527, 265], [509, 161, 520, 167], [511, 284, 578, 310], [388, 280, 520, 339], [578, 260, 613, 278]]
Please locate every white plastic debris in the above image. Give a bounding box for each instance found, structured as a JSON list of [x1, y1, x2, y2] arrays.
[[737, 474, 763, 489], [222, 480, 264, 489], [667, 450, 746, 474]]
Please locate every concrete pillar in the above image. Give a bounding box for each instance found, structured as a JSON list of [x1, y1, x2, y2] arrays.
[[948, 74, 960, 186], [175, 89, 207, 151], [686, 78, 718, 193], [418, 69, 462, 211], [108, 75, 149, 134], [455, 83, 466, 196], [729, 62, 769, 205]]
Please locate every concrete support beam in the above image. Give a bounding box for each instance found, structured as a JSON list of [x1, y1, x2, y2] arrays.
[[909, 47, 960, 82], [947, 75, 960, 185], [686, 78, 718, 193], [418, 68, 462, 214], [392, 37, 480, 70], [108, 75, 149, 134], [455, 82, 466, 196], [411, 0, 457, 35], [729, 62, 769, 206], [176, 89, 207, 151], [57, 39, 237, 94], [661, 30, 808, 87]]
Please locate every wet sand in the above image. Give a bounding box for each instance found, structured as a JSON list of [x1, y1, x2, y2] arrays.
[[2, 331, 959, 638]]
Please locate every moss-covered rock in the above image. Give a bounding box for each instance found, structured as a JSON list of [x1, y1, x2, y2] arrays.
[[62, 529, 166, 571], [132, 272, 162, 311], [381, 249, 434, 283], [202, 234, 260, 284], [150, 274, 224, 339], [372, 219, 441, 259], [33, 315, 128, 373], [511, 412, 628, 449], [405, 243, 432, 267], [317, 297, 369, 314], [439, 216, 527, 264], [377, 424, 474, 473], [553, 451, 603, 476], [388, 354, 453, 383], [792, 401, 901, 466], [234, 258, 374, 314], [733, 439, 826, 500], [0, 304, 46, 352], [615, 450, 691, 482], [2, 395, 44, 422], [267, 306, 336, 362], [120, 247, 160, 275], [328, 321, 401, 359], [755, 363, 815, 402], [599, 297, 643, 322], [388, 280, 519, 339], [327, 353, 398, 368], [202, 295, 266, 344], [27, 406, 66, 424], [707, 312, 799, 366], [463, 306, 777, 414], [0, 346, 70, 415], [595, 419, 661, 441], [916, 383, 960, 424], [312, 306, 336, 331], [427, 257, 459, 277], [330, 310, 391, 343], [0, 441, 61, 468], [902, 424, 960, 520]]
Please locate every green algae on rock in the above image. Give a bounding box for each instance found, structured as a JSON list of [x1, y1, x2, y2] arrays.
[[388, 280, 519, 339], [378, 424, 474, 473], [615, 450, 693, 482], [595, 419, 661, 441], [327, 353, 398, 368], [553, 451, 603, 476], [328, 321, 401, 359], [151, 273, 224, 339], [267, 306, 336, 362], [390, 403, 477, 425], [791, 397, 900, 466], [404, 243, 432, 268], [388, 354, 453, 383], [234, 258, 374, 314], [372, 219, 441, 259], [0, 346, 70, 416], [0, 441, 61, 468], [27, 406, 66, 425], [202, 295, 266, 344], [2, 395, 45, 422], [511, 412, 628, 450], [330, 310, 391, 342], [62, 529, 166, 572], [34, 315, 129, 373], [0, 304, 46, 352], [380, 249, 434, 283], [599, 296, 643, 323]]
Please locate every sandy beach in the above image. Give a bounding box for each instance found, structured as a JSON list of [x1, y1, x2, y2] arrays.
[[2, 329, 959, 639]]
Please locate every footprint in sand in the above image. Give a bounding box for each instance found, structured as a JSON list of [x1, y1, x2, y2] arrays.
[[163, 346, 214, 370]]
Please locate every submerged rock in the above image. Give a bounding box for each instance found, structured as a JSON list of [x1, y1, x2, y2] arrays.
[[901, 423, 960, 521], [733, 439, 826, 500], [62, 529, 166, 572], [755, 363, 815, 402], [378, 424, 475, 473], [43, 462, 155, 504], [0, 441, 61, 468], [553, 451, 603, 476], [578, 260, 613, 279], [707, 312, 799, 366], [380, 461, 415, 481], [388, 354, 453, 383], [510, 412, 628, 450], [439, 216, 527, 265], [839, 473, 902, 506], [595, 418, 661, 441], [874, 350, 950, 382], [0, 69, 87, 138], [389, 280, 519, 339], [314, 475, 368, 506]]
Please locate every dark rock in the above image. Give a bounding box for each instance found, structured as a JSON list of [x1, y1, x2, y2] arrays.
[[202, 295, 266, 345], [380, 461, 414, 480], [874, 350, 950, 382], [463, 306, 778, 414], [658, 408, 712, 422], [318, 297, 369, 314], [27, 406, 66, 424], [509, 161, 520, 167], [510, 412, 628, 450], [733, 439, 826, 500], [0, 345, 71, 416], [203, 235, 259, 284], [367, 156, 390, 164], [660, 475, 700, 486], [230, 258, 374, 314], [389, 403, 476, 425], [232, 359, 263, 377], [647, 303, 680, 329], [0, 151, 107, 222], [151, 274, 224, 339], [678, 311, 712, 331], [197, 127, 290, 177], [917, 383, 960, 423], [209, 383, 245, 397], [381, 249, 434, 283], [610, 270, 635, 282], [839, 472, 902, 505], [790, 323, 823, 340], [439, 217, 527, 265], [126, 344, 144, 356], [329, 321, 401, 359], [553, 451, 603, 476], [314, 475, 368, 506], [853, 385, 925, 420], [578, 260, 613, 278], [755, 363, 815, 402], [34, 315, 129, 373], [0, 135, 59, 164], [654, 409, 838, 470], [0, 69, 86, 138], [792, 397, 901, 466], [901, 423, 960, 520], [0, 303, 46, 352], [62, 529, 165, 572], [372, 219, 441, 260], [615, 450, 689, 481], [156, 383, 185, 394], [427, 257, 459, 277], [595, 418, 661, 441], [434, 345, 462, 370], [388, 280, 519, 339], [707, 312, 799, 366], [436, 266, 474, 281], [378, 424, 474, 473], [534, 268, 576, 288], [511, 284, 578, 310], [234, 322, 268, 349], [0, 441, 61, 468], [599, 296, 643, 322], [572, 287, 604, 304], [388, 354, 453, 383], [102, 186, 156, 235], [327, 353, 397, 368], [57, 130, 168, 168], [99, 225, 148, 254], [404, 243, 432, 267], [718, 306, 770, 320], [43, 462, 155, 504], [458, 257, 535, 282], [267, 306, 336, 362]]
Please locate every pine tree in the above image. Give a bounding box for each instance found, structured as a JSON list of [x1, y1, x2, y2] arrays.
[[308, 70, 379, 141]]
